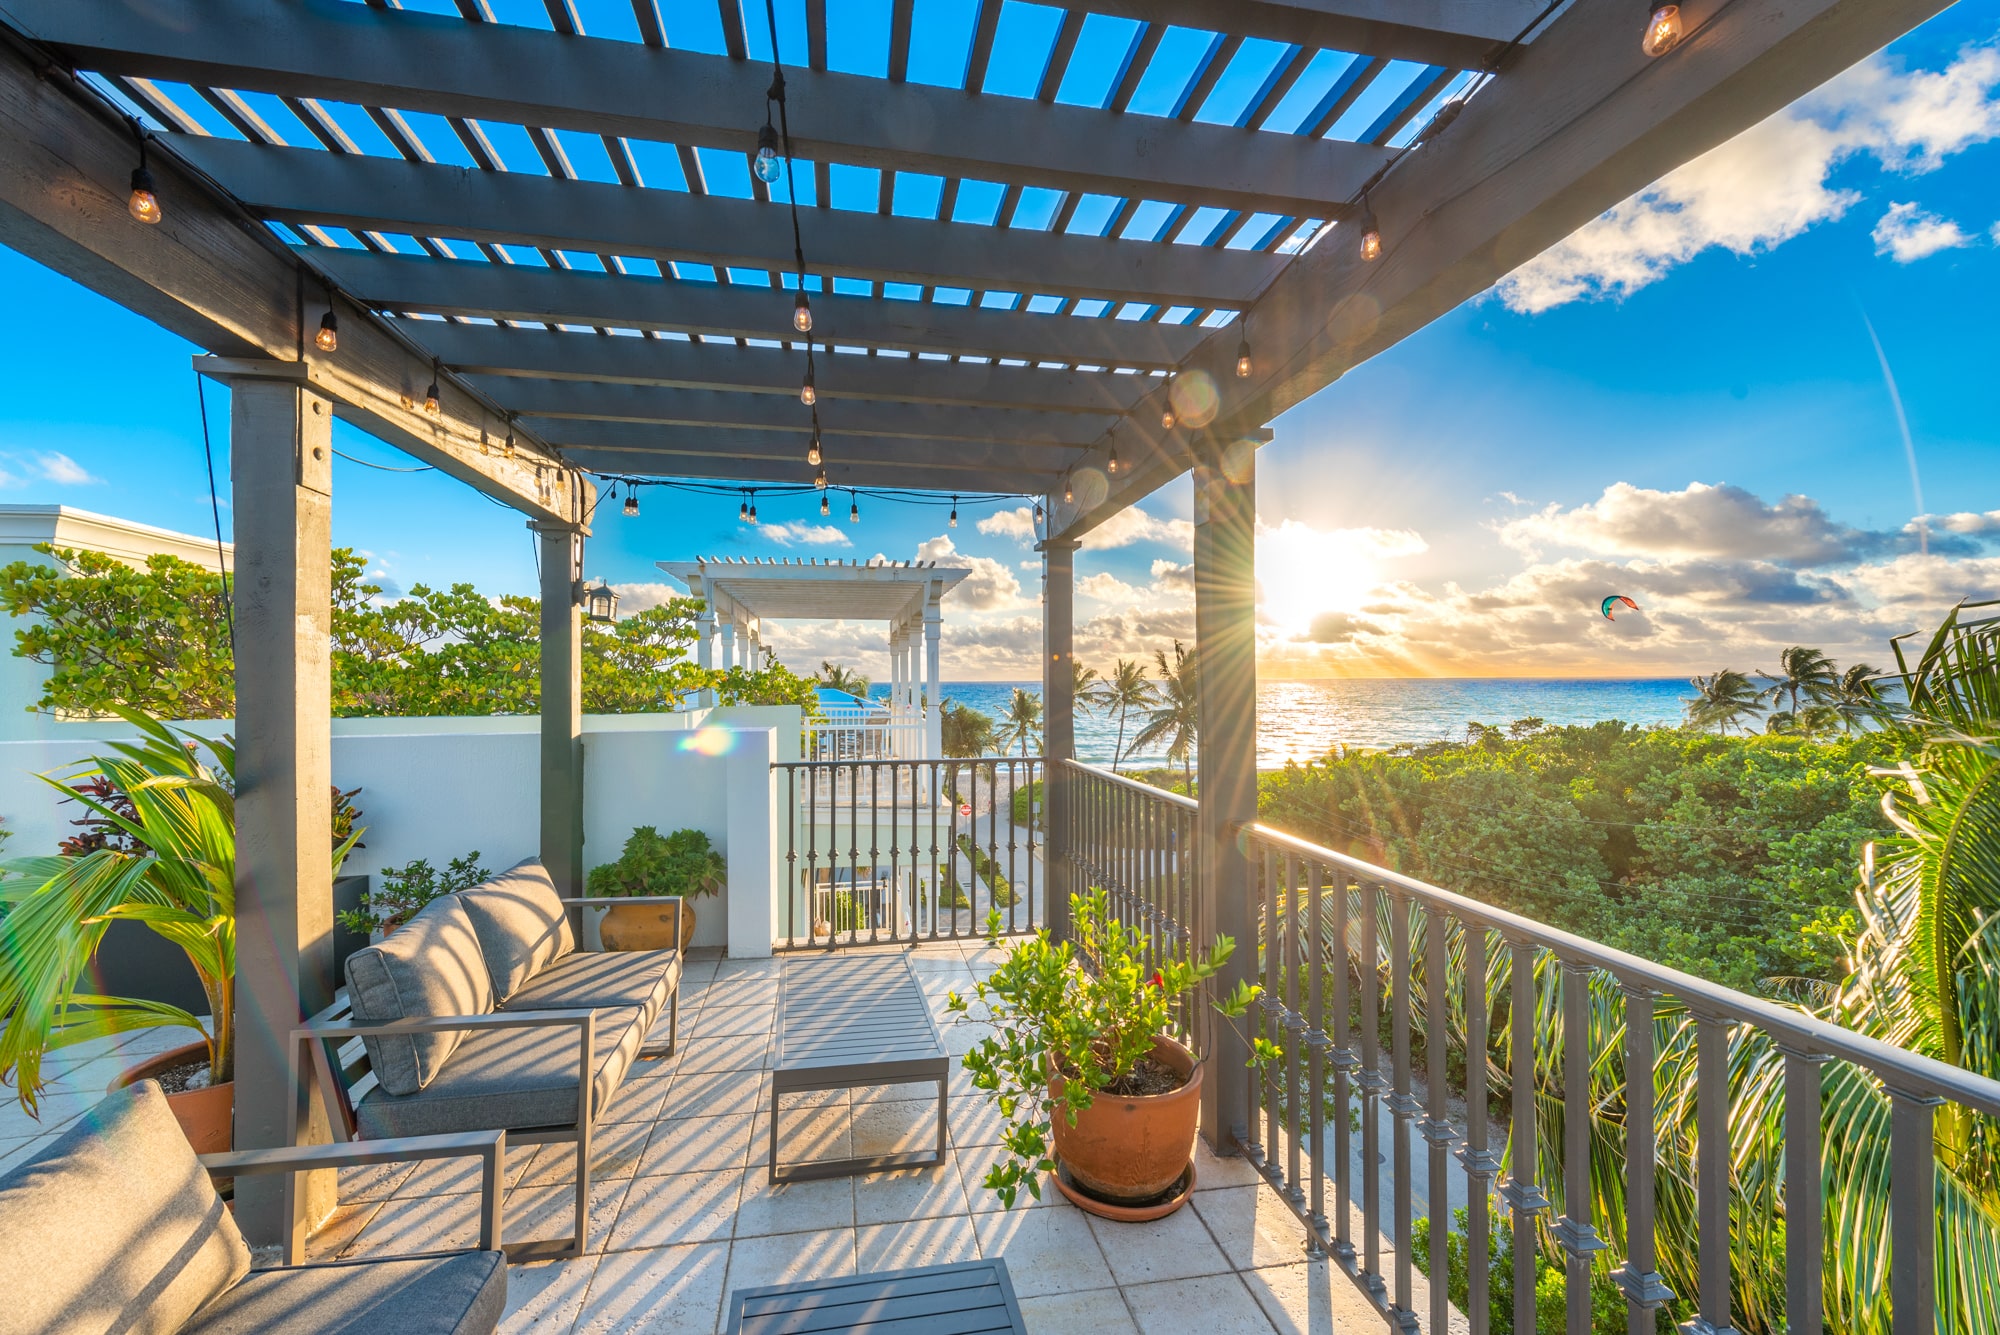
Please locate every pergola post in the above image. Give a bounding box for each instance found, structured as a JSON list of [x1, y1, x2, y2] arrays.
[[531, 520, 585, 896], [695, 600, 716, 707], [924, 588, 943, 761], [1041, 536, 1078, 943], [1192, 439, 1256, 1156], [218, 360, 337, 1245], [719, 612, 737, 673]]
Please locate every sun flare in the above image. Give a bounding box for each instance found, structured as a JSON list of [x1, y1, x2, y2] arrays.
[[1254, 519, 1422, 634]]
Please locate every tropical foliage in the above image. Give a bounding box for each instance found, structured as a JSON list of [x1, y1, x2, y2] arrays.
[[335, 852, 489, 935], [1681, 645, 1887, 737], [1131, 640, 1199, 788], [586, 826, 725, 900], [816, 662, 871, 698], [0, 544, 813, 720], [1092, 658, 1156, 773], [0, 712, 362, 1113], [940, 698, 999, 758], [999, 687, 1044, 757]]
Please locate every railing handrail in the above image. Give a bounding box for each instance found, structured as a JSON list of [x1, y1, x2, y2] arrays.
[[780, 754, 1043, 768], [1057, 757, 1199, 814]]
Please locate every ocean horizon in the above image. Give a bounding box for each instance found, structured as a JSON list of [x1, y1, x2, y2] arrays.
[[872, 677, 1696, 767]]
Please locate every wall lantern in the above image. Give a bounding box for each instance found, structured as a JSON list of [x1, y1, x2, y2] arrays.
[[577, 579, 619, 624]]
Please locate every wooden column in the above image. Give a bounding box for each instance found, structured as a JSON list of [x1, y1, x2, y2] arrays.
[[218, 359, 336, 1244], [1041, 536, 1078, 942], [1193, 438, 1256, 1155], [532, 520, 585, 895]]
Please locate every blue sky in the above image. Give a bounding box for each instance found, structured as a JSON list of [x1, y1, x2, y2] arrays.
[[0, 2, 1996, 680]]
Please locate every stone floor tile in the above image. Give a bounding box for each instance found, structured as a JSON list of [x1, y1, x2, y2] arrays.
[[671, 1033, 769, 1074], [517, 1120, 654, 1186], [600, 1079, 673, 1125], [336, 1158, 414, 1204], [607, 1168, 743, 1251], [732, 1166, 855, 1239], [1242, 1260, 1397, 1335], [302, 1199, 385, 1262], [1194, 1136, 1268, 1190], [852, 1158, 970, 1227], [394, 1142, 537, 1197], [637, 1114, 754, 1176], [664, 1069, 766, 1120], [571, 1242, 729, 1335], [973, 1203, 1115, 1298], [1192, 1186, 1316, 1272], [506, 1178, 631, 1254], [0, 1094, 91, 1140], [689, 1004, 775, 1038], [341, 1190, 485, 1258], [1015, 1287, 1142, 1335], [1089, 1205, 1234, 1286], [497, 1255, 597, 1334], [1122, 1274, 1278, 1335], [854, 1214, 982, 1272], [850, 1098, 945, 1159], [947, 1095, 1008, 1150], [754, 1103, 852, 1169], [722, 1228, 857, 1296]]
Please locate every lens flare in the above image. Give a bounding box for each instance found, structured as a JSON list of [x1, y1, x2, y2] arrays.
[[677, 727, 736, 757], [1168, 369, 1220, 429]]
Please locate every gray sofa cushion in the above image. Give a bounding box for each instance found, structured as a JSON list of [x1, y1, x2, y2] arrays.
[[457, 860, 575, 1003], [182, 1252, 505, 1335], [0, 1081, 250, 1335], [355, 1004, 649, 1139], [345, 894, 496, 1097], [497, 948, 680, 1027]]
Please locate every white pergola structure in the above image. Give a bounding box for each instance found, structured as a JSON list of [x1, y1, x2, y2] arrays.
[[663, 557, 968, 759], [0, 0, 1948, 1247]]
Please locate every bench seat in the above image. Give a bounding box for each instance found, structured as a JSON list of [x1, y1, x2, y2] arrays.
[[182, 1252, 505, 1335], [497, 947, 680, 1022]]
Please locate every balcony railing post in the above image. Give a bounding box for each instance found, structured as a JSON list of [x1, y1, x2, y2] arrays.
[[1041, 538, 1079, 944], [1387, 888, 1420, 1333], [1500, 936, 1550, 1335], [1612, 982, 1674, 1335], [1776, 1044, 1827, 1335], [1554, 959, 1609, 1335], [1456, 925, 1500, 1335], [1888, 1086, 1941, 1335], [1331, 870, 1356, 1266], [1423, 905, 1454, 1335], [1688, 1010, 1737, 1335]]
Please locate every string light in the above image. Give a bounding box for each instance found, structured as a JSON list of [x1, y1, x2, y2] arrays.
[[739, 497, 749, 522], [1064, 478, 1074, 504], [753, 121, 784, 185], [623, 487, 639, 518], [1642, 2, 1684, 56], [949, 497, 959, 528], [423, 365, 441, 415], [800, 367, 816, 406], [314, 282, 339, 353], [126, 120, 161, 225], [806, 429, 823, 467], [1235, 335, 1252, 379], [1107, 434, 1119, 474], [748, 496, 759, 524], [820, 492, 830, 517], [793, 292, 813, 333], [1034, 501, 1045, 525], [814, 467, 828, 490], [1162, 406, 1177, 430], [849, 493, 860, 524], [1357, 196, 1383, 262]]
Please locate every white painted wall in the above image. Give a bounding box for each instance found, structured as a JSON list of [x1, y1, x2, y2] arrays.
[[0, 706, 802, 956]]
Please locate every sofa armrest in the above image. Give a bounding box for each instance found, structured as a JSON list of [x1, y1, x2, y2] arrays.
[[297, 1009, 597, 1038], [205, 1131, 507, 1263]]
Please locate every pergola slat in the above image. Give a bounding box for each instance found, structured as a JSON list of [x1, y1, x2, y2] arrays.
[[407, 323, 1150, 416], [1081, 1, 1537, 70], [314, 251, 1202, 368], [165, 136, 1283, 307], [22, 0, 1393, 218], [565, 450, 1041, 494], [535, 422, 1074, 474]]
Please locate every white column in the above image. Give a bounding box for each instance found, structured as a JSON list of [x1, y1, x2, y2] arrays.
[[747, 620, 761, 673], [924, 591, 943, 761], [888, 626, 905, 756], [695, 596, 715, 707], [719, 615, 737, 673]]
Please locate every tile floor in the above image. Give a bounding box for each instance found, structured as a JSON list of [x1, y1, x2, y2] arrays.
[[7, 942, 1453, 1334]]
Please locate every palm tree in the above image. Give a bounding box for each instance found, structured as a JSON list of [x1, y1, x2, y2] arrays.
[[998, 687, 1043, 757], [939, 698, 998, 758], [1684, 669, 1764, 734], [1071, 659, 1102, 716], [1131, 640, 1198, 789], [1833, 661, 1889, 731], [1760, 644, 1838, 716], [1097, 658, 1155, 773], [817, 661, 870, 698]]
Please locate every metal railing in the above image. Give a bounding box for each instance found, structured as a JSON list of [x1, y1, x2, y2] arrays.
[[774, 757, 1043, 950], [803, 709, 924, 762], [1049, 761, 2000, 1335]]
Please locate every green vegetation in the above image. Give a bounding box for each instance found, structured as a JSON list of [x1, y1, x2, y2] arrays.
[[1131, 641, 1198, 787], [956, 833, 1016, 906], [1010, 778, 1042, 829], [335, 851, 489, 935], [999, 687, 1043, 756], [0, 543, 816, 720], [940, 698, 999, 757], [586, 826, 724, 901], [1260, 721, 1890, 993]]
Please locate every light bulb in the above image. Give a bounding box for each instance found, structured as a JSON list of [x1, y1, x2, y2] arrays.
[[1357, 200, 1383, 262], [423, 379, 441, 414], [1108, 446, 1119, 474], [1064, 481, 1074, 504], [814, 468, 827, 490], [820, 493, 830, 517], [1642, 3, 1683, 56], [849, 498, 859, 524], [739, 499, 749, 521], [748, 501, 759, 524], [753, 123, 784, 184], [314, 309, 339, 353], [1162, 407, 1176, 430], [949, 497, 959, 528], [623, 491, 639, 517], [1236, 339, 1252, 379], [806, 434, 823, 467], [1033, 502, 1045, 525], [793, 292, 813, 333], [800, 372, 816, 406], [128, 167, 161, 225]]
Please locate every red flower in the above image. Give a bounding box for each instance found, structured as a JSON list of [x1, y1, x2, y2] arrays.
[[1148, 970, 1164, 990]]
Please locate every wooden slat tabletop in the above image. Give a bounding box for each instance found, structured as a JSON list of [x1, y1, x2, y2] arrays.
[[727, 1259, 1026, 1334]]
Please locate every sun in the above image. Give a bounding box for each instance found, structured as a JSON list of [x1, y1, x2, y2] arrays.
[[1254, 520, 1404, 634]]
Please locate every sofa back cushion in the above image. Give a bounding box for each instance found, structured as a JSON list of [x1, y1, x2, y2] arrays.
[[345, 893, 496, 1096], [0, 1081, 249, 1335], [457, 859, 576, 1003]]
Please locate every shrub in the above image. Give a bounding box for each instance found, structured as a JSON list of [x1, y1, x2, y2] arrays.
[[336, 851, 489, 934], [587, 826, 725, 899]]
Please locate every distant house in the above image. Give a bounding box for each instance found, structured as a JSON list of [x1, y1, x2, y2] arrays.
[[0, 506, 230, 740]]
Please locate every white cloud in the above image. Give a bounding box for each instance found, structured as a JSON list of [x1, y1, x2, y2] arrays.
[[1871, 201, 1976, 260], [917, 534, 1025, 611], [1078, 572, 1141, 602], [1150, 559, 1194, 594], [1079, 505, 1195, 552], [34, 452, 100, 485], [978, 506, 1038, 543], [609, 581, 687, 613], [761, 521, 851, 548], [1498, 482, 1889, 565], [1496, 43, 2000, 312]]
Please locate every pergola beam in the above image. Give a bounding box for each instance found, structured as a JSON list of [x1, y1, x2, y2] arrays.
[[1091, 1, 1545, 70], [562, 451, 1041, 494], [532, 420, 1080, 472], [18, 0, 1391, 217], [163, 137, 1283, 308], [313, 250, 1205, 370], [1049, 0, 1955, 538], [407, 323, 1151, 416], [0, 48, 583, 526]]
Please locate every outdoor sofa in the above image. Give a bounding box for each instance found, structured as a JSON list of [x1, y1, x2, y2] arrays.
[[0, 1080, 509, 1335], [295, 859, 683, 1260]]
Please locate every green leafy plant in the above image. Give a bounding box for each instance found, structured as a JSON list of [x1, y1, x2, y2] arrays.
[[335, 852, 490, 935], [587, 826, 725, 900], [956, 833, 1015, 906], [0, 711, 363, 1113], [945, 888, 1274, 1206]]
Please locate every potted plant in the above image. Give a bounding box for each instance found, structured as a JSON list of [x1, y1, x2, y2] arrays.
[[587, 826, 724, 951], [947, 888, 1273, 1220], [334, 851, 490, 938], [0, 711, 363, 1154]]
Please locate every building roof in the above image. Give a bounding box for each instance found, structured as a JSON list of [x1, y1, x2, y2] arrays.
[[0, 505, 231, 572], [661, 557, 968, 623]]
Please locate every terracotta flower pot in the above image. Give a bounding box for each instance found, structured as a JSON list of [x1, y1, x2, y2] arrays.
[[1049, 1034, 1201, 1208], [600, 899, 697, 952], [109, 1040, 232, 1155]]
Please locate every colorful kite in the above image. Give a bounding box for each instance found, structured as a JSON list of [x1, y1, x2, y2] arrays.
[[1601, 595, 1639, 621]]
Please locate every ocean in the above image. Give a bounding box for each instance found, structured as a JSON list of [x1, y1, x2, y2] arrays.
[[882, 678, 1694, 767]]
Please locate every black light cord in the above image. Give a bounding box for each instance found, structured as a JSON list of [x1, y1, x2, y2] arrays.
[[192, 369, 234, 651], [762, 0, 831, 475]]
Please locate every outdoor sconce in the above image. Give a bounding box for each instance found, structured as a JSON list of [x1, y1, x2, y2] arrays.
[[577, 579, 619, 624]]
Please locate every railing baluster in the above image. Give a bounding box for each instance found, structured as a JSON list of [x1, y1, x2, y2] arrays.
[[1889, 1085, 1941, 1335], [1306, 858, 1328, 1256], [1256, 847, 1276, 1170], [1614, 984, 1674, 1335], [1777, 1046, 1826, 1335], [1457, 925, 1498, 1335], [1332, 869, 1356, 1266], [1388, 888, 1419, 1332], [1286, 854, 1305, 1209], [1556, 960, 1608, 1335], [1692, 1012, 1735, 1335], [1501, 936, 1549, 1335], [1423, 906, 1453, 1335], [868, 760, 881, 944], [784, 766, 797, 949], [1360, 879, 1386, 1304]]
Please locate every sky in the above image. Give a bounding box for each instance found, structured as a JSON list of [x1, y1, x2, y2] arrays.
[[0, 2, 1997, 683]]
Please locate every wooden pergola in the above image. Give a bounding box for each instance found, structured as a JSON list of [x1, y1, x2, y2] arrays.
[[0, 0, 1947, 1247]]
